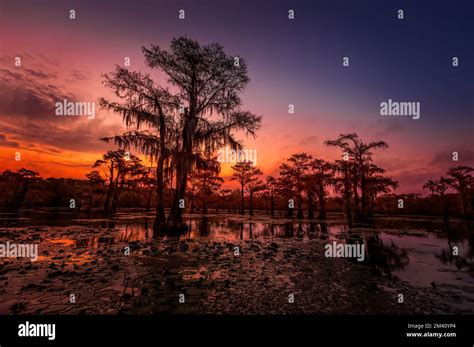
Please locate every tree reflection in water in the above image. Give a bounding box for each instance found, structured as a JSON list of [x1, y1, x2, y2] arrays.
[[437, 221, 474, 271], [365, 235, 409, 278]]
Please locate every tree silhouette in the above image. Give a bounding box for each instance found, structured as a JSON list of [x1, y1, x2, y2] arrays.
[[188, 158, 223, 214], [332, 159, 355, 224], [279, 153, 312, 219], [309, 159, 333, 220], [136, 168, 157, 212], [113, 154, 147, 212], [265, 176, 277, 217], [423, 177, 451, 220], [325, 133, 388, 222], [230, 161, 262, 214], [423, 179, 438, 196], [143, 37, 262, 229], [246, 179, 265, 215], [86, 170, 105, 208], [100, 64, 176, 229], [1, 168, 39, 210], [366, 169, 398, 218], [447, 166, 473, 220], [436, 177, 452, 221], [275, 174, 296, 218], [93, 150, 144, 213], [219, 189, 233, 213]]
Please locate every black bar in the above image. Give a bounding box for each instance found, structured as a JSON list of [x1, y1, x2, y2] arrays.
[[1, 315, 473, 346]]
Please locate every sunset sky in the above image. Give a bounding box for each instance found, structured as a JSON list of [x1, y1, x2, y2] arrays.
[[0, 0, 472, 194]]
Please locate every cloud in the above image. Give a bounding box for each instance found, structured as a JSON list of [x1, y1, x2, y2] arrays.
[[0, 54, 123, 154], [373, 156, 414, 173], [373, 119, 405, 137], [299, 135, 318, 146], [27, 159, 92, 168], [0, 68, 75, 121], [24, 68, 55, 80], [70, 69, 90, 82], [0, 134, 20, 148], [431, 149, 474, 167], [0, 118, 120, 153]]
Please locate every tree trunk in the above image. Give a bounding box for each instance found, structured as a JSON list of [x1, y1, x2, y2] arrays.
[[167, 112, 196, 230], [286, 195, 293, 218], [360, 173, 368, 221], [104, 163, 114, 213], [307, 190, 315, 219], [167, 160, 188, 228], [352, 173, 360, 221], [249, 191, 254, 215], [297, 198, 304, 219], [111, 173, 122, 212], [240, 182, 245, 214], [270, 192, 275, 217], [153, 111, 167, 231], [112, 178, 124, 212], [318, 186, 326, 220], [202, 199, 208, 214], [344, 192, 352, 225], [146, 188, 153, 212]]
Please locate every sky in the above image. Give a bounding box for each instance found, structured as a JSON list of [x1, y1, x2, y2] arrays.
[[0, 0, 472, 194]]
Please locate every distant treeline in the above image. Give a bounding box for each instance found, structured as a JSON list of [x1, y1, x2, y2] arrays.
[[0, 166, 471, 221]]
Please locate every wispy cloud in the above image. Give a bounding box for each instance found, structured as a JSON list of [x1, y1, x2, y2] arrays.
[[0, 54, 123, 154], [0, 134, 19, 148]]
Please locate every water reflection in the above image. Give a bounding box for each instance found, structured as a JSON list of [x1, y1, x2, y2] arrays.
[[365, 235, 410, 277], [1, 210, 473, 289]]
